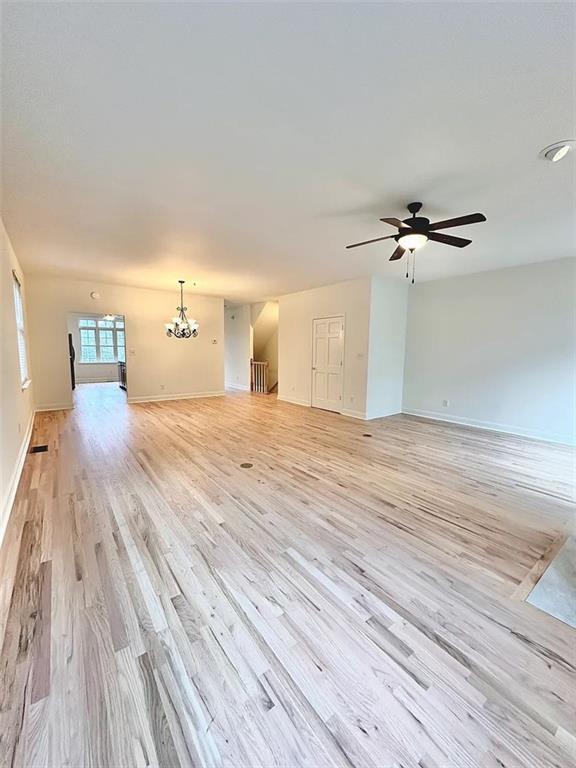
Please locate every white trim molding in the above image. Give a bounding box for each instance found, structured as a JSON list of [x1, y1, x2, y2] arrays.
[[277, 394, 311, 408], [364, 408, 402, 421], [340, 408, 368, 420], [225, 383, 250, 392], [76, 376, 117, 384], [127, 391, 225, 404], [1, 410, 35, 546], [278, 396, 367, 420], [35, 403, 73, 412], [402, 408, 575, 446]]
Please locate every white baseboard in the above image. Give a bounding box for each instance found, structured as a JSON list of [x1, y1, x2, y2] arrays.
[[277, 394, 311, 408], [402, 408, 574, 446], [76, 377, 116, 384], [225, 383, 250, 392], [127, 391, 225, 404], [364, 408, 402, 421], [278, 396, 369, 420], [340, 408, 368, 420], [35, 402, 73, 412], [0, 410, 35, 548]]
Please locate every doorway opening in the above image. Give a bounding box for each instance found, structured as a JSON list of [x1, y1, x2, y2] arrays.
[[67, 312, 127, 406], [224, 301, 279, 395], [250, 301, 278, 394]]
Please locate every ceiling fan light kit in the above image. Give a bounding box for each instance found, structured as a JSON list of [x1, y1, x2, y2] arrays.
[[346, 201, 487, 283], [398, 232, 428, 251]]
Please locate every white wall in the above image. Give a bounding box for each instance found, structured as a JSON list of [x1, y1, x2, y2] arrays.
[[224, 304, 251, 390], [278, 278, 372, 417], [403, 258, 576, 444], [366, 277, 408, 419], [27, 275, 224, 408], [66, 312, 119, 384], [1, 221, 35, 540]]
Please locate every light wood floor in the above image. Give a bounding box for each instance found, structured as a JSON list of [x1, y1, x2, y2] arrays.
[[1, 384, 575, 768]]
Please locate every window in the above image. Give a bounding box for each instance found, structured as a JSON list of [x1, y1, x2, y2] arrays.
[[12, 272, 30, 386], [79, 317, 125, 363], [80, 328, 97, 362]]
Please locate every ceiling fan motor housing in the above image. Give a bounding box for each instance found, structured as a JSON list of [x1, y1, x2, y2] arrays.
[[402, 216, 430, 231]]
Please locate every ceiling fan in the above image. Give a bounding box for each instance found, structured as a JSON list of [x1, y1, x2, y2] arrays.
[[346, 202, 486, 280]]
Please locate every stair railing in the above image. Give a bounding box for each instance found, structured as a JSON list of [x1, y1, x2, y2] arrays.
[[250, 359, 269, 393]]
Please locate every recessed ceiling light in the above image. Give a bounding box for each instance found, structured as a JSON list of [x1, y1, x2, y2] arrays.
[[547, 145, 571, 162], [540, 140, 574, 162]]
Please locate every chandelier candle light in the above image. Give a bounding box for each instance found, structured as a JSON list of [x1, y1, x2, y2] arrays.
[[165, 280, 199, 338]]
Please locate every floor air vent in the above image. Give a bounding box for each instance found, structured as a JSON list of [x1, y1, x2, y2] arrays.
[[30, 445, 49, 453]]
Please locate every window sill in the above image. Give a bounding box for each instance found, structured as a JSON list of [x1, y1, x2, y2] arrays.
[[79, 361, 120, 365], [21, 379, 32, 391]]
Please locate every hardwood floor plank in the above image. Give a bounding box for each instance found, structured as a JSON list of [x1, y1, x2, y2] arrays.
[[136, 650, 182, 768], [48, 494, 88, 768], [30, 560, 51, 704]]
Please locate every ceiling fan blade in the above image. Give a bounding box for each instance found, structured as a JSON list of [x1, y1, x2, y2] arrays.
[[427, 232, 472, 248], [346, 235, 396, 249], [428, 213, 486, 231], [380, 217, 410, 229], [389, 245, 406, 261]]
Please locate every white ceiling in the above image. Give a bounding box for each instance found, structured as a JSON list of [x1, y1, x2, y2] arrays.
[[2, 2, 575, 303]]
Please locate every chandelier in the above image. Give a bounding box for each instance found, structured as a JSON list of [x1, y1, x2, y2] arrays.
[[165, 280, 199, 338]]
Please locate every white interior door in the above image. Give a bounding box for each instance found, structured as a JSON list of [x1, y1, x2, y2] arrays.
[[311, 316, 344, 412]]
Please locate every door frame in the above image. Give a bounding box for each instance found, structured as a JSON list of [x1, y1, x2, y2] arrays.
[[68, 332, 76, 390], [310, 314, 345, 413], [67, 311, 128, 401]]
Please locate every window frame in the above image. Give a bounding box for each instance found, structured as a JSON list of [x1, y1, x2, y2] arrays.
[[12, 271, 31, 389], [78, 317, 125, 364]]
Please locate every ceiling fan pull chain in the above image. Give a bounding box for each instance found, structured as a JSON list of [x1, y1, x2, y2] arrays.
[[411, 249, 416, 284], [405, 250, 410, 279]]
